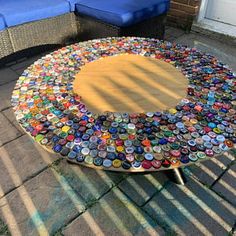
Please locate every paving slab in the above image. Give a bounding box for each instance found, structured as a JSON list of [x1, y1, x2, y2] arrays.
[[63, 187, 165, 236], [118, 172, 168, 206], [0, 168, 86, 236], [54, 160, 126, 205], [0, 81, 15, 111], [165, 26, 185, 42], [0, 67, 19, 86], [212, 164, 236, 206], [0, 135, 59, 197], [175, 32, 236, 72], [2, 108, 25, 134], [143, 177, 236, 236], [0, 112, 22, 146], [11, 55, 43, 75], [166, 26, 185, 37], [184, 153, 235, 186]]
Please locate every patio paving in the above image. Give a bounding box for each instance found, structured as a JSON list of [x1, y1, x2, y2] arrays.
[[0, 27, 235, 236]]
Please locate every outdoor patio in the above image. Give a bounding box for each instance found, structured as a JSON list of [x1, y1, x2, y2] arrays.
[[0, 26, 235, 236]]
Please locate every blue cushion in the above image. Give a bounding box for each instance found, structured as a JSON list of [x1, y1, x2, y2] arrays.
[[0, 14, 6, 31], [75, 0, 170, 27], [0, 0, 71, 28], [65, 0, 82, 11]]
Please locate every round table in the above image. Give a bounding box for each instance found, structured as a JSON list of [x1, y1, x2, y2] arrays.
[[11, 37, 236, 181]]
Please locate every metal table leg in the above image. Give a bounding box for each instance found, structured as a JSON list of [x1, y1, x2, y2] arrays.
[[165, 168, 187, 185]]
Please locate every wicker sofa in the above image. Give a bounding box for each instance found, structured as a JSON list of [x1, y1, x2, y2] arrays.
[[0, 0, 170, 59], [0, 0, 78, 59]]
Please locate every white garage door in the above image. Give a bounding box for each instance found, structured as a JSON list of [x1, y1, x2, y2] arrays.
[[206, 0, 236, 26]]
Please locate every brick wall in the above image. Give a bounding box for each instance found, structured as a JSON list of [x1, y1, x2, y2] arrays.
[[167, 0, 201, 30]]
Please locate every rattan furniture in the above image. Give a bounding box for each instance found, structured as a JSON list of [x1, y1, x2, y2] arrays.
[[0, 13, 78, 59], [0, 0, 169, 60], [77, 13, 167, 41]]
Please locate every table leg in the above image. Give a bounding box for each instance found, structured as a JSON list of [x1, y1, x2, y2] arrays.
[[165, 168, 187, 185]]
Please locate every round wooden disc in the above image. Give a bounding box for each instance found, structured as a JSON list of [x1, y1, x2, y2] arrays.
[[73, 54, 188, 113]]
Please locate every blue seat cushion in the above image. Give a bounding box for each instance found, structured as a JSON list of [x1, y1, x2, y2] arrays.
[[75, 0, 170, 27], [65, 0, 82, 11], [0, 0, 71, 28], [0, 14, 6, 31]]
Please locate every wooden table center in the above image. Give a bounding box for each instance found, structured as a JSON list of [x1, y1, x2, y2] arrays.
[[74, 54, 188, 113]]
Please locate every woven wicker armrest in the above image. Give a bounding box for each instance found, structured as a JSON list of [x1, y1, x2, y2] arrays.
[[0, 13, 79, 60]]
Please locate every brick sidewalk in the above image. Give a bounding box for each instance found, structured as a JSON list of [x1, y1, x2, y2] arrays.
[[0, 27, 235, 236]]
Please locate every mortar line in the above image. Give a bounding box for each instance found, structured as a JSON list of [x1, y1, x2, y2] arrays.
[[0, 106, 12, 112], [140, 202, 174, 234], [231, 221, 236, 234], [189, 169, 236, 208], [9, 66, 19, 74], [0, 133, 25, 148], [51, 167, 128, 233], [209, 188, 236, 208], [211, 160, 236, 188], [0, 158, 63, 200], [0, 78, 18, 87], [119, 173, 236, 234], [1, 110, 25, 134], [117, 181, 172, 234], [0, 166, 49, 199], [183, 160, 236, 207]]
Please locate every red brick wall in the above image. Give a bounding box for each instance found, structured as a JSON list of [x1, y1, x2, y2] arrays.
[[167, 0, 201, 30]]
